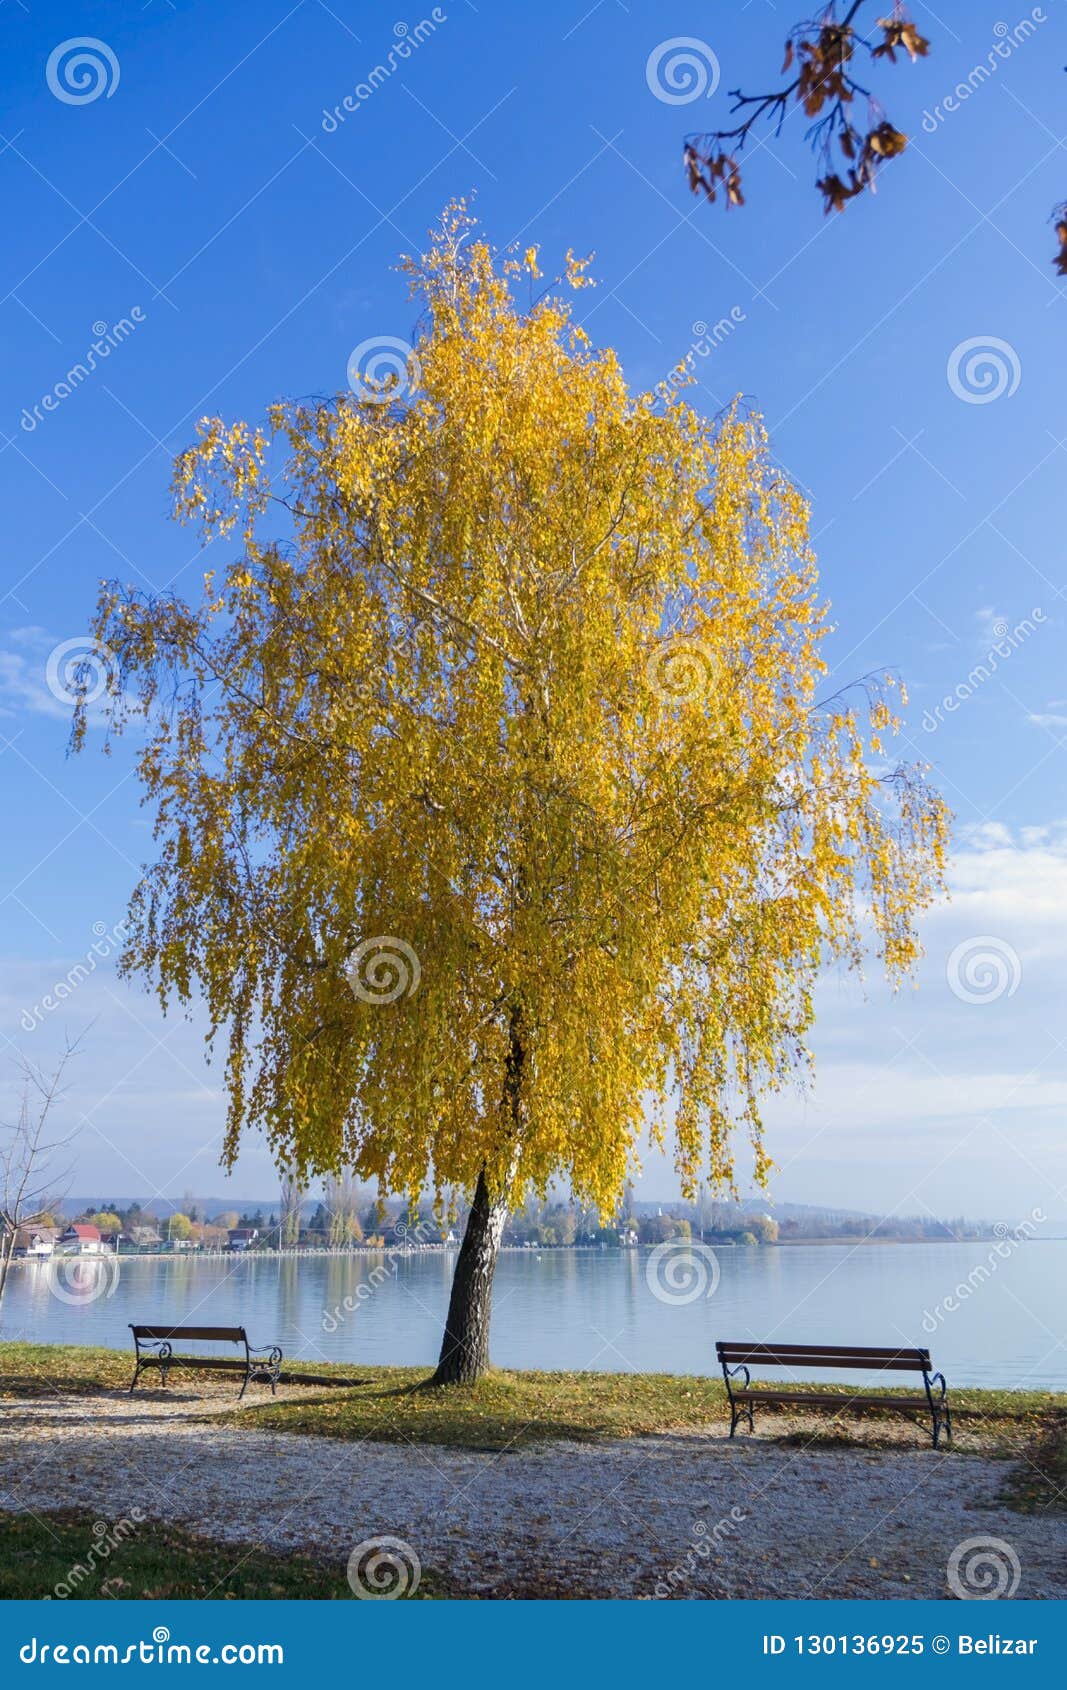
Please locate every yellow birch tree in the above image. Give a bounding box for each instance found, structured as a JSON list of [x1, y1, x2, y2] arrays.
[[75, 204, 948, 1382]]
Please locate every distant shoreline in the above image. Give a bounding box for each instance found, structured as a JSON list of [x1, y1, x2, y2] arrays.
[[768, 1235, 1063, 1245], [9, 1235, 1059, 1268]]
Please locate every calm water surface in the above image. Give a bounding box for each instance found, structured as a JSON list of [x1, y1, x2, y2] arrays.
[[2, 1242, 1064, 1390]]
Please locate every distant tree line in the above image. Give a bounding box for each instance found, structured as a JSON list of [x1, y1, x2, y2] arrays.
[[61, 1192, 1003, 1253]]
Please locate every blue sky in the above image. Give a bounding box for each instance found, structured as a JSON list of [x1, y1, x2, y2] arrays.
[[1, 0, 1065, 1224]]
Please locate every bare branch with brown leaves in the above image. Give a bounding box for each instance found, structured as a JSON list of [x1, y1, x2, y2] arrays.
[[684, 2, 927, 216]]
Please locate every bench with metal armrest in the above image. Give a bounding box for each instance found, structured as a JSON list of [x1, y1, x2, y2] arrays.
[[129, 1324, 283, 1398], [716, 1341, 951, 1448]]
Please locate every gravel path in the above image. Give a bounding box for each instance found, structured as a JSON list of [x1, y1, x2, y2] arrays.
[[1, 1387, 1062, 1599]]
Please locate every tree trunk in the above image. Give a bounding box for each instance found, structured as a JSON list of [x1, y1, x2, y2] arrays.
[[0, 1229, 15, 1309], [432, 1006, 524, 1386], [431, 1166, 510, 1385]]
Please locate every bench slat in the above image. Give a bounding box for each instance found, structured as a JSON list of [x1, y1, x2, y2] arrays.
[[134, 1355, 251, 1371], [734, 1389, 930, 1409], [717, 1342, 930, 1370], [131, 1325, 246, 1343]]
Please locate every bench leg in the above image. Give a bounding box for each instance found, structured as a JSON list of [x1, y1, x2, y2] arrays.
[[128, 1363, 141, 1395], [728, 1403, 754, 1437]]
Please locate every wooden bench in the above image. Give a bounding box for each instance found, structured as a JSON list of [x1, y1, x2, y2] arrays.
[[716, 1341, 952, 1448], [129, 1325, 283, 1398]]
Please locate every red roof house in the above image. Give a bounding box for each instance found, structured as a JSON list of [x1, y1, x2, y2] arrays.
[[59, 1223, 106, 1253]]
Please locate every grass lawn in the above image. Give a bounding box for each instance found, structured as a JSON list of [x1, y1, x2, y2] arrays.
[[0, 1511, 364, 1601], [1003, 1418, 1067, 1515], [3, 1340, 1065, 1453], [1, 1343, 132, 1398]]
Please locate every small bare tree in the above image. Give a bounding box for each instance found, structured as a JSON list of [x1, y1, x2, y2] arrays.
[[279, 1168, 306, 1249], [324, 1171, 362, 1249], [0, 1043, 80, 1308]]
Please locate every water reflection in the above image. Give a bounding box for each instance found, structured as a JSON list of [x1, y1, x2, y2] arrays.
[[1, 1242, 1062, 1390]]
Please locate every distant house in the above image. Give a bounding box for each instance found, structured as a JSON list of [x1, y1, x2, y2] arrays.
[[58, 1223, 109, 1255], [14, 1225, 61, 1258], [227, 1227, 259, 1251], [125, 1224, 163, 1249]]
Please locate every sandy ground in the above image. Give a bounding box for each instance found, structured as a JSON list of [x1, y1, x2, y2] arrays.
[[1, 1382, 1062, 1599]]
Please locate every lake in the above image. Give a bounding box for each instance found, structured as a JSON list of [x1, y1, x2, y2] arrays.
[[2, 1241, 1064, 1390]]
